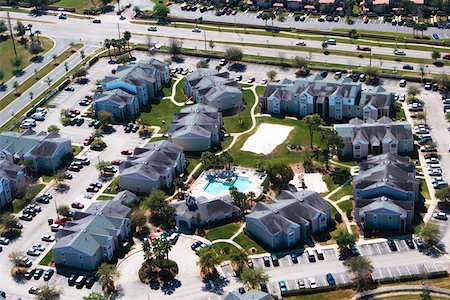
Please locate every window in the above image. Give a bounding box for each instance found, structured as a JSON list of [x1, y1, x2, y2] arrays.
[[355, 145, 360, 150]]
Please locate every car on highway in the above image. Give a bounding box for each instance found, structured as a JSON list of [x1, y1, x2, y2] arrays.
[[394, 49, 406, 55], [433, 212, 448, 221], [326, 273, 336, 285], [71, 202, 85, 209], [42, 234, 55, 242], [387, 239, 397, 251], [278, 281, 288, 292], [93, 19, 101, 23], [308, 277, 317, 288], [192, 27, 201, 33], [403, 64, 414, 70], [325, 39, 336, 45], [148, 26, 157, 31], [357, 45, 371, 51], [43, 269, 55, 281], [295, 41, 306, 46]]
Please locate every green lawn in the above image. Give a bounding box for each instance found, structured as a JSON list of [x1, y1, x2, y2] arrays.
[[420, 178, 430, 199], [104, 177, 120, 195], [139, 99, 181, 133], [223, 89, 256, 133], [255, 85, 266, 96], [41, 175, 53, 183], [205, 223, 241, 241], [39, 250, 53, 266], [228, 117, 325, 168], [174, 78, 187, 103], [329, 184, 353, 201], [322, 175, 339, 194], [97, 195, 114, 201], [211, 242, 240, 255], [396, 104, 407, 121], [162, 79, 175, 97], [285, 289, 355, 300], [338, 199, 354, 212], [72, 145, 82, 156], [52, 0, 97, 12], [234, 231, 266, 254], [12, 183, 46, 213], [0, 36, 53, 83]]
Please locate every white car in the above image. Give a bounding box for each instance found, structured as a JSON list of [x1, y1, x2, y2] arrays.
[[42, 234, 55, 242], [192, 27, 201, 33], [260, 78, 268, 85], [0, 237, 10, 245], [27, 248, 40, 256], [394, 49, 406, 55], [416, 128, 430, 135], [31, 113, 45, 121], [32, 243, 46, 252], [428, 164, 442, 170], [35, 107, 47, 115], [433, 212, 448, 220], [426, 157, 440, 164], [420, 145, 436, 152], [399, 94, 406, 102], [399, 79, 407, 87], [28, 287, 41, 294], [308, 277, 317, 289], [428, 168, 442, 176], [247, 77, 255, 83], [295, 41, 306, 46]]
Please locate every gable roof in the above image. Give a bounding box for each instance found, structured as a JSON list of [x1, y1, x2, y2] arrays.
[[225, 290, 274, 300]]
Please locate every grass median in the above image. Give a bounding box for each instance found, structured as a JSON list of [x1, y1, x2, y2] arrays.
[[0, 43, 83, 112]]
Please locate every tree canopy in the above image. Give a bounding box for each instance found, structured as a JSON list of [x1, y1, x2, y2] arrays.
[[415, 221, 441, 246], [303, 114, 324, 147], [224, 47, 243, 64]]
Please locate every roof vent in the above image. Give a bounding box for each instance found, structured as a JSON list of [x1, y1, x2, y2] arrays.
[[273, 209, 279, 214]]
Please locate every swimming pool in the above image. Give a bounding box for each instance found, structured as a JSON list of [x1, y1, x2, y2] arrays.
[[204, 177, 252, 195]]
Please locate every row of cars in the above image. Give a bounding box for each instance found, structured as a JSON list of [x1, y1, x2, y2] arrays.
[[19, 106, 48, 128]]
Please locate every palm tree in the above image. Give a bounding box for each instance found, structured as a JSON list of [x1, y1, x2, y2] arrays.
[[54, 169, 66, 186], [37, 284, 61, 300], [197, 248, 222, 277], [407, 85, 421, 100], [92, 129, 104, 141], [152, 237, 172, 261], [123, 31, 132, 51], [8, 251, 24, 267], [34, 30, 41, 43], [240, 267, 269, 290], [96, 263, 120, 293], [229, 249, 248, 271]]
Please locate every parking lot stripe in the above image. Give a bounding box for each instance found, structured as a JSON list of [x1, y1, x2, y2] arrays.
[[376, 243, 383, 254], [387, 267, 393, 278]]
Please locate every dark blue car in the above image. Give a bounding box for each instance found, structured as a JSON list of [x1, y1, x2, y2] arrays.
[[326, 273, 336, 285]]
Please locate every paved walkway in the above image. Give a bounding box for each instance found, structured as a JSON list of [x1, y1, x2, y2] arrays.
[[324, 185, 353, 234], [352, 285, 450, 300], [210, 223, 246, 250]]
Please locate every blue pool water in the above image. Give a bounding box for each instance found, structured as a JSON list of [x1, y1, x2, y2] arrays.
[[204, 177, 252, 195]]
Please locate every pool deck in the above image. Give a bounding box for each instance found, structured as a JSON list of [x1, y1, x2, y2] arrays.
[[189, 167, 267, 199]]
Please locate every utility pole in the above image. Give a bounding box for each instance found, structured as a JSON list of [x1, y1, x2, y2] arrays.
[[6, 12, 18, 58], [203, 31, 207, 53]]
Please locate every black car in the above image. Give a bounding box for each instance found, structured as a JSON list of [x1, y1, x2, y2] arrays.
[[85, 277, 96, 289], [403, 64, 414, 70], [23, 209, 36, 217], [124, 124, 133, 133], [68, 274, 78, 286], [387, 239, 398, 251], [24, 268, 35, 280], [64, 86, 75, 92], [19, 214, 33, 221], [320, 71, 328, 78], [64, 173, 73, 180], [405, 239, 415, 249], [43, 269, 55, 281], [238, 287, 245, 294], [294, 16, 300, 21], [262, 256, 271, 267], [351, 245, 360, 256], [290, 253, 299, 264], [132, 124, 140, 133], [34, 268, 44, 280], [271, 254, 279, 267], [260, 283, 268, 293], [424, 153, 439, 159]]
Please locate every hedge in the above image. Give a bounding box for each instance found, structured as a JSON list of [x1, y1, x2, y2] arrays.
[[281, 270, 449, 297]]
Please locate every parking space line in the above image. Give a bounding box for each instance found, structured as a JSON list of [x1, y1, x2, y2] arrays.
[[375, 243, 383, 254], [387, 267, 393, 278]]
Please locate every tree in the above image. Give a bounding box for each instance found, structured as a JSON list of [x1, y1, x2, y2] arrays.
[[73, 67, 88, 80], [436, 73, 450, 91], [44, 76, 53, 86], [37, 284, 61, 300], [15, 21, 26, 36], [407, 85, 421, 100], [92, 129, 105, 141], [264, 162, 294, 189], [196, 60, 209, 69], [435, 186, 450, 204], [229, 249, 248, 271], [57, 205, 70, 217], [224, 47, 243, 64], [144, 190, 176, 229], [117, 54, 129, 65], [431, 49, 441, 61], [54, 169, 66, 186], [415, 221, 441, 246], [29, 41, 44, 57], [344, 256, 374, 292], [98, 110, 113, 126], [303, 114, 324, 148], [123, 30, 132, 50], [47, 124, 60, 133], [20, 158, 33, 175], [292, 55, 308, 70], [8, 251, 24, 267], [334, 229, 357, 257], [152, 237, 172, 261], [173, 178, 187, 193], [0, 213, 20, 234], [0, 21, 7, 35], [266, 70, 277, 82], [365, 66, 380, 85], [321, 128, 343, 158], [229, 187, 248, 211], [197, 247, 222, 277], [0, 69, 4, 85], [153, 3, 170, 19], [131, 209, 147, 231], [12, 81, 19, 95], [240, 267, 269, 290], [96, 161, 111, 173], [83, 292, 104, 300], [348, 29, 359, 40], [167, 38, 183, 59], [96, 263, 120, 292], [10, 56, 23, 71]]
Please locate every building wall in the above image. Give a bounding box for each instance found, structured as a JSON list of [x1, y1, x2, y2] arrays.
[[245, 217, 276, 249], [0, 178, 12, 210], [119, 176, 161, 194], [169, 136, 211, 152], [35, 141, 72, 173], [53, 247, 103, 271]]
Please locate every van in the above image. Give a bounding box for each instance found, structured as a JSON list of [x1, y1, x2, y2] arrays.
[[315, 248, 324, 260], [326, 39, 336, 45], [74, 156, 90, 165], [32, 113, 45, 121], [306, 248, 316, 262], [23, 119, 36, 126]]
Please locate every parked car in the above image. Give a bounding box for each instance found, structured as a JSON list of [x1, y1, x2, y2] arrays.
[[297, 279, 306, 289], [308, 277, 317, 288], [27, 248, 40, 256], [64, 86, 75, 92], [247, 77, 255, 83], [68, 274, 79, 286], [433, 178, 448, 189], [32, 243, 46, 252], [43, 269, 55, 281], [399, 79, 407, 87], [433, 212, 448, 220], [263, 256, 271, 267], [190, 241, 202, 251], [405, 239, 415, 249], [260, 283, 268, 292], [0, 237, 10, 245], [290, 253, 298, 264], [24, 268, 35, 280], [71, 202, 85, 209], [85, 277, 96, 289], [426, 157, 440, 164], [414, 237, 425, 249], [428, 168, 442, 176], [28, 287, 41, 295], [34, 268, 44, 279], [121, 149, 133, 155], [271, 254, 279, 267], [387, 239, 398, 251], [326, 273, 336, 285], [41, 234, 55, 242], [19, 214, 33, 221], [278, 281, 288, 292], [92, 19, 101, 23], [420, 145, 435, 152]]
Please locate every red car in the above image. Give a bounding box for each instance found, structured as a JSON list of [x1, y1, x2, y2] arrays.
[[357, 45, 371, 51], [121, 149, 132, 155], [111, 160, 122, 165], [68, 165, 81, 172], [363, 17, 369, 23], [90, 182, 103, 188], [71, 202, 85, 209], [83, 136, 94, 146], [85, 95, 93, 100], [69, 109, 80, 115], [86, 186, 99, 193]]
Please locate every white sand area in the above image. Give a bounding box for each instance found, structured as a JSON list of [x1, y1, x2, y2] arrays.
[[241, 123, 294, 154]]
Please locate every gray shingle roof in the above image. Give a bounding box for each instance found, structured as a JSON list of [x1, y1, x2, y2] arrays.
[[172, 195, 239, 222], [94, 89, 135, 107], [169, 106, 222, 140], [225, 290, 274, 300]]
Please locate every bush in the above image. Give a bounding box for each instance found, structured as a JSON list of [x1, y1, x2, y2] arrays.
[[139, 259, 179, 284], [331, 168, 351, 185]]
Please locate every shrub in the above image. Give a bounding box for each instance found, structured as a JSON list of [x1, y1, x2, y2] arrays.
[[331, 168, 351, 185]]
